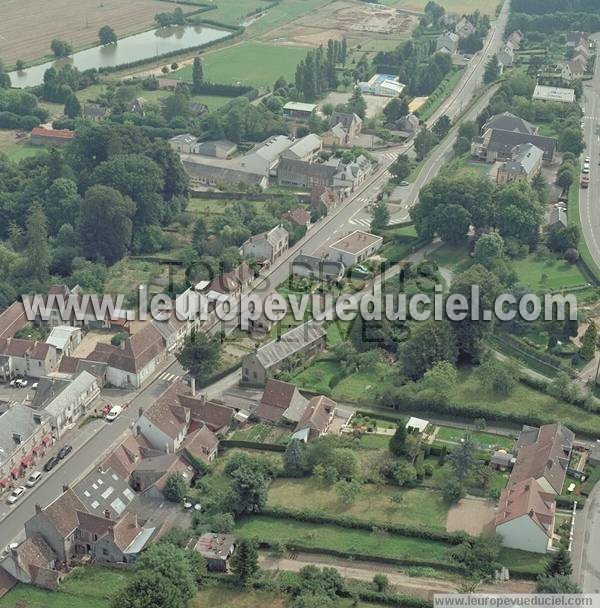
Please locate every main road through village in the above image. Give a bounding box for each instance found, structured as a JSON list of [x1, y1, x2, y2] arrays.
[[0, 1, 511, 547]]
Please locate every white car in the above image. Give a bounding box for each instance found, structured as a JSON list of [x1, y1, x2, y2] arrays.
[[7, 487, 26, 504], [583, 166, 590, 174], [585, 156, 591, 163], [105, 406, 123, 422], [31, 382, 38, 390], [15, 379, 28, 388], [25, 471, 42, 487]]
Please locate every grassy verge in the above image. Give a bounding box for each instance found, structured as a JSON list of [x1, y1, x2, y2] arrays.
[[569, 183, 600, 283], [435, 426, 515, 450], [415, 69, 463, 122]]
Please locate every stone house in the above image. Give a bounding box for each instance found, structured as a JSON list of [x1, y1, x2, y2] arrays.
[[240, 225, 289, 265], [242, 321, 327, 386]]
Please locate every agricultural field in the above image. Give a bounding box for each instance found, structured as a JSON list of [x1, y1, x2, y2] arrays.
[[268, 478, 450, 528], [385, 0, 500, 16], [258, 0, 416, 49], [0, 0, 168, 66], [168, 41, 307, 88]]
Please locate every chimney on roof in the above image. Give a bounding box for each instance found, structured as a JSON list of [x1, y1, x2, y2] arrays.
[[104, 509, 111, 520], [136, 424, 141, 437], [529, 509, 534, 518], [62, 484, 69, 493], [138, 407, 143, 418], [35, 504, 42, 514]]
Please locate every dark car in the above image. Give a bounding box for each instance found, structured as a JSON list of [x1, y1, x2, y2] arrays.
[[43, 456, 60, 472], [57, 445, 72, 460]]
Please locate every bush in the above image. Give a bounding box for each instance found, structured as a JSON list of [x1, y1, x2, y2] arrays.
[[111, 332, 129, 346]]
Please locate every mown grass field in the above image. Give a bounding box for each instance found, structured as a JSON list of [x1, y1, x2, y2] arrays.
[[169, 41, 307, 88], [447, 367, 600, 436], [386, 0, 500, 15], [268, 478, 450, 528], [236, 516, 451, 561], [511, 254, 588, 291], [435, 426, 516, 451]]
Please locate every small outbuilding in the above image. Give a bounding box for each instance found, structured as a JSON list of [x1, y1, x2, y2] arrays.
[[194, 533, 235, 572]]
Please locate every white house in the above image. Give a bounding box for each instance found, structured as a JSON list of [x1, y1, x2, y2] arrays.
[[46, 326, 82, 357], [495, 477, 555, 553], [138, 388, 190, 454], [240, 225, 289, 265], [327, 230, 383, 267]]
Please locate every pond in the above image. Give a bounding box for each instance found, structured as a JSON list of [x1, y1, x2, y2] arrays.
[[8, 24, 232, 88]]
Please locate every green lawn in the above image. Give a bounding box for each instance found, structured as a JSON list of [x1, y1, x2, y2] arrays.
[[435, 425, 516, 451], [292, 358, 396, 402], [0, 567, 132, 608], [447, 367, 600, 436], [427, 242, 471, 272], [268, 478, 450, 529], [358, 433, 392, 450], [236, 516, 451, 561], [512, 254, 588, 291], [168, 41, 307, 88], [139, 88, 235, 111]]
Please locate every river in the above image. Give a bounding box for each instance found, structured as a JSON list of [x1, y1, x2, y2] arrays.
[[8, 24, 231, 89]]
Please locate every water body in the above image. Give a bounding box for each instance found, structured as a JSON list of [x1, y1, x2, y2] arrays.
[[8, 25, 231, 88]]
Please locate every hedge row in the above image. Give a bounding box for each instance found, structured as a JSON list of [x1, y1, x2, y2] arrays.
[[256, 540, 467, 575], [492, 333, 576, 378], [260, 505, 472, 545], [555, 494, 585, 509], [220, 440, 286, 452], [518, 373, 599, 412], [376, 391, 598, 439]]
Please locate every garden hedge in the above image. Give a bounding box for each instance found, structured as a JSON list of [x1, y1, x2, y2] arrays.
[[260, 505, 472, 544], [220, 440, 286, 452]]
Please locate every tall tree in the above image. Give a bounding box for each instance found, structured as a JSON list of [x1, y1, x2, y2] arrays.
[[347, 87, 367, 119], [176, 331, 221, 380], [231, 539, 259, 585], [112, 572, 183, 608], [64, 93, 81, 119], [414, 126, 436, 160], [26, 202, 50, 283], [192, 57, 204, 93], [448, 432, 476, 481], [433, 114, 451, 139], [371, 199, 390, 233], [98, 25, 117, 45], [389, 424, 408, 456], [390, 153, 411, 181], [580, 321, 597, 361], [284, 439, 306, 477], [483, 55, 500, 83], [79, 185, 135, 264], [544, 544, 573, 577]]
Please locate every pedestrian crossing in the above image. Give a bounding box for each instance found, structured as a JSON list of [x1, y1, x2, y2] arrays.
[[349, 217, 372, 228], [159, 372, 181, 383], [380, 151, 398, 162]]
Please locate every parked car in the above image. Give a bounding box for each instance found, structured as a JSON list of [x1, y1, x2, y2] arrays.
[[31, 382, 38, 390], [15, 379, 28, 388], [7, 487, 26, 504], [57, 445, 72, 460], [105, 406, 123, 422], [398, 181, 410, 186], [25, 471, 43, 487], [8, 378, 19, 387], [43, 456, 60, 472]]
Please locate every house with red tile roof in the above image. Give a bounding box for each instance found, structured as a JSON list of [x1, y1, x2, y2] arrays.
[[495, 477, 555, 553], [292, 395, 336, 442], [283, 207, 311, 228], [180, 395, 234, 433], [256, 378, 308, 423], [138, 386, 191, 453], [30, 127, 74, 146], [182, 425, 219, 464], [86, 323, 166, 388], [0, 535, 61, 590], [0, 301, 27, 341], [510, 423, 573, 495]]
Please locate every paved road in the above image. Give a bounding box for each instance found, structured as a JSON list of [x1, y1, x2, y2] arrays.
[[573, 477, 600, 592], [0, 355, 187, 547], [579, 33, 600, 268], [0, 0, 511, 547]]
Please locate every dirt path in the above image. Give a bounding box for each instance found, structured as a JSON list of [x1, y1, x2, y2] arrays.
[[258, 552, 535, 599]]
